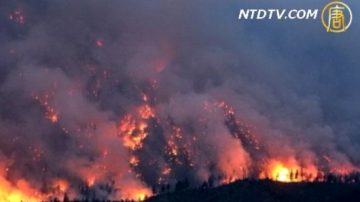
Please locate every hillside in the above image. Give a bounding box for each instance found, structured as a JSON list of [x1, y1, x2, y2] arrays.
[[145, 180, 360, 202]]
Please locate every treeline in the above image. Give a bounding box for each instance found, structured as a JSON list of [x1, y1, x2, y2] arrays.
[[45, 171, 360, 202]]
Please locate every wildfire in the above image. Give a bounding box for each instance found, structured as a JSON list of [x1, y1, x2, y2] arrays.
[[87, 176, 96, 187], [133, 190, 150, 201], [260, 159, 320, 183], [270, 163, 293, 182], [118, 102, 157, 150], [138, 104, 155, 119], [165, 125, 188, 165], [0, 177, 44, 202], [121, 187, 152, 202], [53, 179, 69, 193], [9, 73, 360, 202], [118, 114, 149, 150]]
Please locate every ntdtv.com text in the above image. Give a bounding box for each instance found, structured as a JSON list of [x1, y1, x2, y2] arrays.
[[239, 9, 319, 20]]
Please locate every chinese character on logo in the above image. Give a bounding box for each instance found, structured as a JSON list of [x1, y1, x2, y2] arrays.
[[327, 5, 346, 32], [321, 1, 352, 33]]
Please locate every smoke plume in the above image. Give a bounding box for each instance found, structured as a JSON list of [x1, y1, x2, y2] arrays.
[[0, 0, 359, 201]]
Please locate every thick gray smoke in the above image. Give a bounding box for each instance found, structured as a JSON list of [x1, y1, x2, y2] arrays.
[[0, 0, 359, 200]]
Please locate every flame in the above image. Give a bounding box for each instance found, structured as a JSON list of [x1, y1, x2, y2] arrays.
[[0, 177, 44, 202], [161, 166, 172, 176], [13, 85, 360, 201], [130, 156, 140, 167], [261, 159, 319, 183], [133, 190, 150, 201], [118, 114, 146, 149], [166, 139, 179, 157], [118, 103, 156, 150], [165, 125, 186, 165], [216, 101, 235, 115], [48, 113, 59, 123], [87, 176, 96, 187], [120, 186, 152, 202], [138, 104, 155, 119], [330, 165, 358, 176], [53, 179, 69, 192], [271, 163, 292, 182]]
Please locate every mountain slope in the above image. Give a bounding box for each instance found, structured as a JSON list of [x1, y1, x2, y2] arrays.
[[146, 180, 360, 202]]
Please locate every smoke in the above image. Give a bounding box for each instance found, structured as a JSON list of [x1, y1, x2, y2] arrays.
[[0, 0, 359, 200]]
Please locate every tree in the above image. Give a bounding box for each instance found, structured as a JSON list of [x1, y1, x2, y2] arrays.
[[63, 193, 70, 202]]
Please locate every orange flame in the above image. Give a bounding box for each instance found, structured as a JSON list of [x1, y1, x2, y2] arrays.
[[52, 179, 69, 193], [130, 156, 140, 167], [118, 104, 156, 150], [87, 176, 96, 187], [261, 159, 319, 182], [0, 177, 44, 202], [270, 163, 293, 182], [138, 104, 155, 119]]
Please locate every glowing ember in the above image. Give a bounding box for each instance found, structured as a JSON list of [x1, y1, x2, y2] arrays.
[[33, 93, 60, 123], [142, 94, 148, 102], [138, 104, 155, 119], [9, 9, 25, 24], [130, 156, 140, 166], [95, 38, 104, 47], [48, 113, 59, 123], [161, 166, 172, 176]]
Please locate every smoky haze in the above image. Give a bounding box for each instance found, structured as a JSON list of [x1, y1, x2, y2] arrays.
[[0, 0, 359, 201]]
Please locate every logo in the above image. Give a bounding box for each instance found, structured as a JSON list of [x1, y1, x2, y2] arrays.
[[321, 1, 352, 33], [237, 1, 353, 33]]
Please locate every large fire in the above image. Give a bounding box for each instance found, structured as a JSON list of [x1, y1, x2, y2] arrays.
[[1, 89, 358, 202], [0, 178, 41, 202], [0, 167, 64, 202], [4, 93, 358, 201], [0, 10, 358, 200], [262, 160, 318, 183]]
